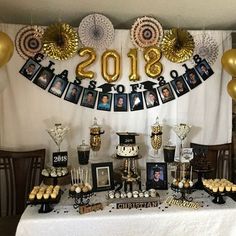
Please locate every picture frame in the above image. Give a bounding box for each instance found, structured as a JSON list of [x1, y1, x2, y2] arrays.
[[170, 76, 190, 97], [80, 88, 98, 109], [64, 82, 83, 104], [48, 76, 68, 98], [33, 67, 55, 90], [97, 92, 112, 111], [183, 68, 202, 89], [146, 162, 168, 190], [19, 58, 41, 81], [91, 162, 114, 192], [143, 89, 159, 108], [157, 83, 175, 104], [114, 93, 128, 112], [195, 59, 214, 81], [129, 92, 144, 111]]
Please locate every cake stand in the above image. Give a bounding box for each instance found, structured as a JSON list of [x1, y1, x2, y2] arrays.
[[113, 155, 142, 192]]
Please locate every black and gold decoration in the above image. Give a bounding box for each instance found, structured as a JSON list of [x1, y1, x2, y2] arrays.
[[42, 23, 79, 60], [15, 25, 45, 60], [130, 16, 164, 50], [161, 28, 194, 63], [19, 52, 214, 112]]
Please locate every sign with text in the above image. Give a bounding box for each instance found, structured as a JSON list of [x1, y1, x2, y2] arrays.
[[52, 151, 68, 167]]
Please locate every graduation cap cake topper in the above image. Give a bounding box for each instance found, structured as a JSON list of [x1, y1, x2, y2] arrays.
[[98, 83, 115, 93], [116, 132, 139, 145], [141, 81, 157, 90]]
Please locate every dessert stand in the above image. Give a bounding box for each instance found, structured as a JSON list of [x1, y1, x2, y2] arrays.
[[171, 184, 193, 202], [192, 168, 214, 190], [114, 155, 142, 192], [28, 191, 62, 213], [204, 187, 226, 204], [69, 190, 94, 208]]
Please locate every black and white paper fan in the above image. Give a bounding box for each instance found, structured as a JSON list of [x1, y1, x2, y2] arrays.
[[192, 33, 219, 65], [78, 13, 114, 50], [15, 25, 44, 60], [130, 16, 164, 50]]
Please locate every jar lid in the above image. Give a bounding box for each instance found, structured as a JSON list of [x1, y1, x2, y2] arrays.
[[78, 140, 90, 151], [90, 117, 101, 129]]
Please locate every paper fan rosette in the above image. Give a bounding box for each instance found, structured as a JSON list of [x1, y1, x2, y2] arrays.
[[130, 16, 164, 50], [78, 13, 114, 50], [42, 23, 79, 60], [15, 25, 45, 60], [192, 33, 219, 65], [161, 28, 195, 63]]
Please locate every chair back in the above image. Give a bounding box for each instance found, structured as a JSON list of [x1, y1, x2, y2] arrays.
[[0, 149, 45, 216], [190, 143, 232, 180]]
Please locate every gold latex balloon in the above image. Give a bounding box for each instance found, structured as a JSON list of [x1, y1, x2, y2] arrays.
[[42, 23, 79, 60], [221, 49, 236, 77], [0, 32, 14, 68], [76, 47, 96, 79], [227, 78, 236, 100], [143, 46, 163, 78], [160, 28, 194, 63], [101, 50, 121, 83], [127, 48, 140, 81]]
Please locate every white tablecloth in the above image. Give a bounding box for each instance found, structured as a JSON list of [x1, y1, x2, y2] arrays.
[[16, 187, 236, 236]]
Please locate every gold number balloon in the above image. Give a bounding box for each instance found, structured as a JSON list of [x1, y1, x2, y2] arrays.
[[221, 49, 236, 77], [227, 78, 236, 100], [127, 48, 140, 81], [143, 46, 163, 78], [0, 32, 14, 68], [101, 50, 121, 83], [76, 47, 96, 79]]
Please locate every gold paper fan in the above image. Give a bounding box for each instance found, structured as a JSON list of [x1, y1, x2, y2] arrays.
[[42, 23, 79, 60], [160, 28, 194, 63]]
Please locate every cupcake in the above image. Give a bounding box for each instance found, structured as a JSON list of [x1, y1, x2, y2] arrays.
[[36, 193, 43, 200], [232, 185, 236, 192], [29, 193, 35, 201], [43, 193, 49, 200], [212, 186, 218, 193], [219, 185, 224, 192], [226, 185, 232, 192]]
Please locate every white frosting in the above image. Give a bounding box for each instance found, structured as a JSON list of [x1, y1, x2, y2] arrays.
[[116, 145, 139, 157]]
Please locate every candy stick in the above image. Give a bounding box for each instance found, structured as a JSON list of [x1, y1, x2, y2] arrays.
[[70, 170, 73, 185], [190, 166, 193, 181], [76, 169, 79, 184], [85, 168, 88, 183]]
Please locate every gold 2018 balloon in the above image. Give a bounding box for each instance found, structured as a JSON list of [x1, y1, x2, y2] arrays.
[[143, 46, 163, 78], [76, 47, 96, 79], [0, 32, 14, 68], [101, 50, 121, 83]]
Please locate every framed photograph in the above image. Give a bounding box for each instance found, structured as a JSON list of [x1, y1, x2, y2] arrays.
[[157, 83, 175, 104], [80, 88, 98, 109], [129, 92, 144, 111], [195, 59, 214, 80], [91, 162, 114, 192], [183, 68, 202, 89], [146, 162, 168, 190], [97, 92, 112, 111], [19, 58, 41, 81], [64, 82, 83, 104], [48, 76, 68, 98], [143, 89, 159, 108], [33, 67, 55, 89], [170, 76, 190, 97], [114, 93, 128, 112]]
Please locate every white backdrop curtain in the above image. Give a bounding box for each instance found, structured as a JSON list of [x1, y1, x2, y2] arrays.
[[0, 23, 232, 167]]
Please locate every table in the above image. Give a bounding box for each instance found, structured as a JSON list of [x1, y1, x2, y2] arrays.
[[16, 187, 236, 236]]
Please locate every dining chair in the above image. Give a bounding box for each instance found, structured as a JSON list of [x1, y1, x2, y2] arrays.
[[190, 143, 233, 180], [0, 149, 45, 236]]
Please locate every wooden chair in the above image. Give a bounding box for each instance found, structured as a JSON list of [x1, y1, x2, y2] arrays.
[[190, 143, 233, 180], [0, 149, 45, 236]]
